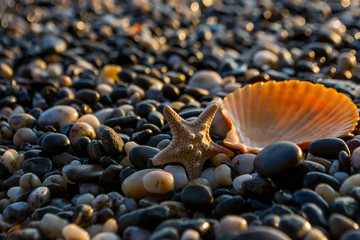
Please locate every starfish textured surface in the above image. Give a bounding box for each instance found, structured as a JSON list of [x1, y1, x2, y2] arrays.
[[151, 103, 234, 180]]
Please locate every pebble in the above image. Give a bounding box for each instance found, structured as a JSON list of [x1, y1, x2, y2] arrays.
[[215, 215, 248, 238], [294, 189, 329, 213], [352, 147, 360, 170], [3, 201, 30, 223], [254, 141, 303, 177], [103, 218, 118, 233], [232, 153, 256, 175], [99, 126, 124, 155], [41, 133, 70, 155], [143, 170, 175, 194], [330, 196, 360, 220], [164, 165, 188, 189], [77, 114, 101, 130], [214, 164, 233, 186], [308, 138, 350, 159], [69, 122, 96, 145], [303, 228, 328, 240], [92, 232, 120, 240], [13, 127, 37, 147], [339, 174, 360, 195], [1, 149, 20, 173], [214, 196, 245, 219], [63, 164, 103, 183], [62, 224, 90, 240], [149, 226, 179, 240], [302, 172, 341, 190], [19, 173, 42, 191], [315, 184, 339, 205], [279, 214, 312, 240], [28, 186, 51, 210], [38, 105, 79, 130], [341, 230, 360, 240], [329, 213, 359, 239], [39, 213, 69, 239], [23, 157, 53, 177], [181, 184, 214, 210], [8, 113, 36, 131], [181, 229, 201, 240], [233, 174, 253, 191], [129, 145, 160, 170], [188, 70, 223, 91], [231, 226, 291, 240]]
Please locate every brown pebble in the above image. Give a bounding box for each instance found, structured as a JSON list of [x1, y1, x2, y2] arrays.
[[69, 122, 96, 145]]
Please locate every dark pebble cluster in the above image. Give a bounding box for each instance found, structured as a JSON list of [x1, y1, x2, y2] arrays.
[[1, 0, 360, 239]]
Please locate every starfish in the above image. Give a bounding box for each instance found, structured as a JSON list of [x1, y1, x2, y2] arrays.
[[151, 103, 234, 180]]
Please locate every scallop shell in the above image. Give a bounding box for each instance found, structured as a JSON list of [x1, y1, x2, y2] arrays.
[[221, 80, 359, 153]]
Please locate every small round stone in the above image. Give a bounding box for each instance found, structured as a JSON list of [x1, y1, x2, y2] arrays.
[[19, 173, 42, 191], [164, 165, 189, 189], [3, 202, 30, 223], [232, 153, 256, 175], [214, 164, 233, 186], [99, 126, 124, 155], [13, 128, 37, 147], [62, 224, 90, 240], [39, 213, 69, 239], [8, 113, 36, 131], [103, 218, 118, 233], [92, 232, 120, 240], [1, 149, 19, 173], [38, 105, 79, 130], [341, 230, 360, 240], [212, 153, 231, 167], [181, 229, 201, 240], [91, 194, 112, 211], [329, 213, 359, 239], [253, 50, 278, 68], [254, 141, 303, 177], [232, 226, 291, 240], [121, 169, 157, 200], [279, 214, 312, 239], [7, 186, 26, 202], [233, 174, 253, 191], [352, 147, 360, 170], [41, 133, 70, 155], [69, 122, 96, 145], [308, 138, 350, 159], [77, 114, 101, 131], [340, 174, 360, 195], [215, 215, 247, 238], [23, 157, 53, 177], [143, 170, 175, 194], [188, 70, 223, 91], [28, 186, 51, 210], [303, 228, 328, 240], [315, 183, 339, 205], [180, 184, 214, 209], [75, 193, 95, 206]]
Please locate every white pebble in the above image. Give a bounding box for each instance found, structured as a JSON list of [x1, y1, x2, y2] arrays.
[[201, 167, 219, 189], [62, 224, 90, 240], [231, 154, 256, 175], [215, 215, 248, 238], [40, 213, 69, 239], [233, 174, 253, 191], [181, 229, 201, 240], [92, 232, 120, 240], [164, 165, 189, 189], [352, 147, 360, 170], [7, 186, 26, 202], [214, 164, 233, 186]]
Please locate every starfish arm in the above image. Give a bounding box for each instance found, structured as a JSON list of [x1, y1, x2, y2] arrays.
[[151, 143, 177, 165], [163, 105, 187, 135], [184, 161, 203, 180], [209, 141, 234, 157], [196, 104, 218, 131]]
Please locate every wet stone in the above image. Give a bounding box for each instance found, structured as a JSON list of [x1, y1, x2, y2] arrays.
[[149, 226, 179, 240], [99, 126, 124, 155], [279, 214, 312, 240], [38, 105, 79, 130], [301, 203, 328, 228], [294, 189, 329, 213], [308, 138, 350, 159], [254, 141, 303, 177], [28, 186, 51, 210], [129, 145, 160, 169], [181, 184, 214, 210], [3, 201, 30, 223], [214, 196, 245, 219], [329, 213, 359, 239], [230, 226, 291, 240], [39, 213, 69, 239], [188, 70, 223, 91], [23, 157, 52, 178], [64, 164, 103, 183], [330, 196, 360, 220], [41, 133, 70, 155], [302, 172, 341, 190], [8, 113, 36, 131]]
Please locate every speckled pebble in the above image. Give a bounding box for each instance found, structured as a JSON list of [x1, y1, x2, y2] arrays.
[[99, 126, 124, 155], [62, 223, 90, 240], [28, 186, 51, 210]]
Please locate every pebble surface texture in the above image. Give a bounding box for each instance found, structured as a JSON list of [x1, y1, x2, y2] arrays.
[[1, 0, 360, 239]]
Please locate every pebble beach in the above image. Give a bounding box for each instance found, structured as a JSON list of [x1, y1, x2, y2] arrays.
[[1, 0, 360, 239]]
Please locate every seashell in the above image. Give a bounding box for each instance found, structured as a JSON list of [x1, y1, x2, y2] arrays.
[[221, 80, 359, 153]]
